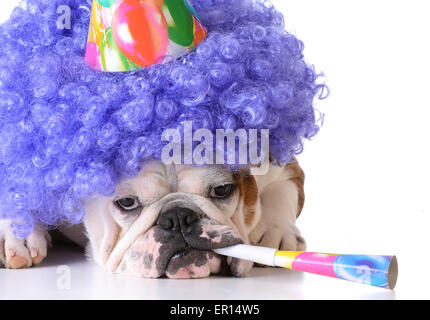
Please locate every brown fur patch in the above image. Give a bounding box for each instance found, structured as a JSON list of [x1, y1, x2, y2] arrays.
[[285, 158, 305, 218], [234, 172, 259, 226]]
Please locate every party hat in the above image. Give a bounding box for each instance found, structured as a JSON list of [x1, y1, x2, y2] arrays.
[[85, 0, 208, 72]]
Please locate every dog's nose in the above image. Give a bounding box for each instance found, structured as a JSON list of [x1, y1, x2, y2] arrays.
[[158, 207, 199, 234]]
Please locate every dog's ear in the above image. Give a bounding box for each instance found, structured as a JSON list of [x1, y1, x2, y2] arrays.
[[232, 171, 261, 234], [242, 173, 260, 227], [285, 158, 305, 218]]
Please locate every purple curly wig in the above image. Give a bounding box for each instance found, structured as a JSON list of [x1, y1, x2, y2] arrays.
[[0, 0, 327, 238]]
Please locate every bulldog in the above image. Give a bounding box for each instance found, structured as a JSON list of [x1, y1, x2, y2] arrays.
[[0, 159, 306, 278]]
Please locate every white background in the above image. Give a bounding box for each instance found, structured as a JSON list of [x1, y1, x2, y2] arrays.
[[0, 0, 429, 300]]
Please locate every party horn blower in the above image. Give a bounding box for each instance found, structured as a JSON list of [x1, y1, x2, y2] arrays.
[[214, 245, 398, 289]]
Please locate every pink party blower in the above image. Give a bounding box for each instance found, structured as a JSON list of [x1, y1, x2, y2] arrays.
[[214, 245, 398, 289]]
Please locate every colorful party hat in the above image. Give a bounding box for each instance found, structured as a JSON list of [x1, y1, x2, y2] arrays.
[[85, 0, 208, 72]]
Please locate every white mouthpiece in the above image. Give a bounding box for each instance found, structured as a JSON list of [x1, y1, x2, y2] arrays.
[[213, 244, 277, 267]]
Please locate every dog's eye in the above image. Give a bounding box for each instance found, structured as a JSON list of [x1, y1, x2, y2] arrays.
[[210, 184, 235, 199], [116, 197, 140, 211]]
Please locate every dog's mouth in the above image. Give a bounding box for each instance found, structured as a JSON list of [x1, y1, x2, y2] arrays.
[[164, 246, 229, 279], [150, 219, 245, 278], [170, 248, 190, 261], [117, 221, 246, 278]]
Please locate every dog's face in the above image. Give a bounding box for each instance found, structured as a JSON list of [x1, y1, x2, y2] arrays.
[[83, 160, 260, 278]]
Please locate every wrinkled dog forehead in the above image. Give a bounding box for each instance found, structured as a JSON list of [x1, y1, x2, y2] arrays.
[[115, 160, 237, 201], [107, 161, 241, 226]]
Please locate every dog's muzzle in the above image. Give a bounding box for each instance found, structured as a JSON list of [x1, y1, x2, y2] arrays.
[[116, 201, 246, 278]]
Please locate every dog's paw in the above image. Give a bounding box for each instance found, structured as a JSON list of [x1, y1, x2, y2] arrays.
[[0, 222, 51, 269], [257, 223, 306, 253]]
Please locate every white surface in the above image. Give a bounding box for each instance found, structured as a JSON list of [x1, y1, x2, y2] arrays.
[[1, 0, 430, 300], [0, 244, 398, 300]]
